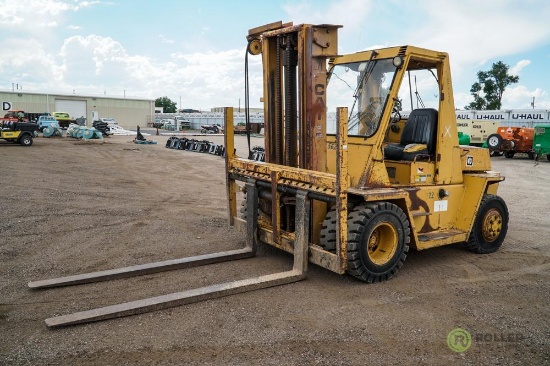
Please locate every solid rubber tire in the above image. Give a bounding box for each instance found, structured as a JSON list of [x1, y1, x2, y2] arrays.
[[346, 202, 410, 283], [320, 208, 337, 251], [465, 194, 509, 254]]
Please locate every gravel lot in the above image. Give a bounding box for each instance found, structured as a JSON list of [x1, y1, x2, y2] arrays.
[[1, 133, 549, 365]]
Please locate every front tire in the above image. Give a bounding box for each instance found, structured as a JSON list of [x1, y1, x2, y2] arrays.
[[19, 134, 33, 146], [466, 194, 508, 254], [320, 207, 337, 251], [347, 202, 410, 283], [504, 151, 515, 158]]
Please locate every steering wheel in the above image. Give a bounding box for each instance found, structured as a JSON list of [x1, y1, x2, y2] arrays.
[[390, 99, 402, 124], [390, 109, 401, 124]]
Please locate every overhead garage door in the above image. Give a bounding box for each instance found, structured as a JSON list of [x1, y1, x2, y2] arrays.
[[55, 99, 87, 120]]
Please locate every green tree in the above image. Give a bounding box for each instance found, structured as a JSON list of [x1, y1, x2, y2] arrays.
[[465, 61, 519, 110], [155, 96, 177, 113]]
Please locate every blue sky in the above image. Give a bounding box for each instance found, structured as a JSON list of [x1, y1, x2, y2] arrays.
[[1, 0, 550, 111]]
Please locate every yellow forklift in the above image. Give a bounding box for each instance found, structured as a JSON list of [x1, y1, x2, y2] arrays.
[[30, 21, 508, 327]]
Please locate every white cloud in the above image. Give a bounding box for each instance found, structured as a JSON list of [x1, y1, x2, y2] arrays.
[[453, 91, 473, 111], [59, 35, 131, 88], [158, 34, 175, 44], [510, 60, 531, 76], [0, 0, 103, 45], [502, 85, 547, 109], [41, 21, 58, 27], [20, 34, 262, 108], [2, 0, 550, 110], [0, 37, 62, 87], [410, 0, 550, 65], [283, 0, 372, 31], [0, 0, 103, 27]]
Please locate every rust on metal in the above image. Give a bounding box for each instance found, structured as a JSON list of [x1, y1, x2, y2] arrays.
[[270, 170, 281, 244], [404, 187, 434, 233], [245, 180, 259, 253], [248, 21, 286, 39], [347, 187, 407, 200], [336, 107, 349, 272], [230, 159, 337, 190], [262, 24, 305, 38], [224, 107, 237, 225], [308, 245, 343, 274]]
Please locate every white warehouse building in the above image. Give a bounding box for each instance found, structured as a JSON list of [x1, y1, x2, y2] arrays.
[[0, 90, 155, 129]]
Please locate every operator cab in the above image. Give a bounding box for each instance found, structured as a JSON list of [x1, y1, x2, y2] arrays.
[[326, 47, 448, 186]]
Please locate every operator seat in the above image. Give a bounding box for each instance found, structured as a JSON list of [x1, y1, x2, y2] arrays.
[[384, 108, 438, 161]]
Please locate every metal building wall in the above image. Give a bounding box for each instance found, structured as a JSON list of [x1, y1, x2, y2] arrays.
[[0, 93, 50, 114], [88, 97, 155, 128], [1, 91, 155, 129]]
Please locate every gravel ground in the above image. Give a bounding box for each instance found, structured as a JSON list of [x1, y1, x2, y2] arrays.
[[0, 133, 549, 365]]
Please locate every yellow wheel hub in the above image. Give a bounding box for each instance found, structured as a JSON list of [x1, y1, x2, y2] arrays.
[[482, 208, 502, 242], [367, 223, 398, 265]]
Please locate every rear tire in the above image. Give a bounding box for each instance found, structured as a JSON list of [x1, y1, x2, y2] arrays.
[[547, 154, 550, 162], [347, 202, 410, 283], [528, 151, 535, 160], [466, 195, 508, 254]]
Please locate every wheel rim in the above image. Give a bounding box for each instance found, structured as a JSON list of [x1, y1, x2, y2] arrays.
[[488, 136, 498, 147], [482, 208, 502, 242], [365, 222, 398, 265]]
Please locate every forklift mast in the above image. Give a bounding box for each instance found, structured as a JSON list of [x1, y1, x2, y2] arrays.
[[248, 21, 340, 171]]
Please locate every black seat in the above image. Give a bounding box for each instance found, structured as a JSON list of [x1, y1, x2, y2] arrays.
[[384, 108, 438, 161]]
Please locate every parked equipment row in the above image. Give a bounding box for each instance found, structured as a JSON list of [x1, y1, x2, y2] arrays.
[[66, 124, 104, 140], [165, 136, 226, 156], [249, 146, 265, 162], [486, 125, 550, 161]]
